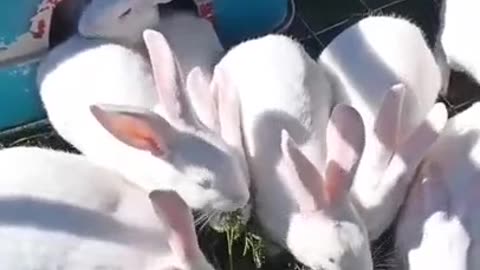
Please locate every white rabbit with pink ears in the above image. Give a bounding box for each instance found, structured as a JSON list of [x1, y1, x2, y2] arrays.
[[209, 33, 373, 270], [0, 146, 214, 270], [318, 15, 448, 240], [396, 102, 480, 270], [38, 6, 249, 216]]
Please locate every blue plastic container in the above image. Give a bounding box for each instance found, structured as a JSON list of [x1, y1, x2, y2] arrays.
[[214, 0, 294, 47], [0, 0, 55, 131], [0, 61, 45, 130]]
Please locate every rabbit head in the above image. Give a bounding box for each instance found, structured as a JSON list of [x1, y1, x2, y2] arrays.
[[279, 105, 372, 270], [149, 190, 214, 270], [350, 83, 448, 240], [89, 29, 249, 213], [78, 0, 172, 45]]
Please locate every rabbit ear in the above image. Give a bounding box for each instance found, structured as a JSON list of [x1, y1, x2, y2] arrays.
[[90, 104, 176, 157], [212, 67, 250, 182], [371, 84, 406, 168], [381, 102, 447, 192], [212, 67, 240, 142], [324, 104, 365, 204], [185, 67, 219, 130], [143, 29, 197, 127], [149, 190, 203, 262], [396, 102, 448, 170], [280, 130, 325, 211]]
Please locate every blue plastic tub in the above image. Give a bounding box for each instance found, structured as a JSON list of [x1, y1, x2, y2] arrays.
[[0, 0, 57, 131], [0, 61, 45, 131], [213, 0, 295, 47]]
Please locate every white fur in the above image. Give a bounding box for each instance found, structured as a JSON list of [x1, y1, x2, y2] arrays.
[[37, 3, 249, 213], [437, 0, 480, 88], [0, 146, 213, 270], [155, 10, 225, 133], [396, 102, 480, 270], [157, 10, 224, 80], [152, 11, 254, 228], [211, 34, 372, 270], [318, 15, 448, 240], [78, 0, 170, 47]]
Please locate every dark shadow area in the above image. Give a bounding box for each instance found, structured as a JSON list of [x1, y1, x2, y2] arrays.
[[163, 0, 197, 11], [49, 0, 90, 48]]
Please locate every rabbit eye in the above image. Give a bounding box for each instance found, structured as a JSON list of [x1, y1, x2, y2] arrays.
[[119, 8, 132, 19], [198, 178, 212, 189]]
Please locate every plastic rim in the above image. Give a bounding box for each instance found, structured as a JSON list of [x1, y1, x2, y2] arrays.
[[273, 0, 296, 34]]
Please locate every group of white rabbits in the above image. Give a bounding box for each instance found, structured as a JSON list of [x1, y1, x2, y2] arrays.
[[0, 0, 479, 269]]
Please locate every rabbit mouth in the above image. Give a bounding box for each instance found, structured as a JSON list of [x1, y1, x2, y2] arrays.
[[205, 203, 252, 232]]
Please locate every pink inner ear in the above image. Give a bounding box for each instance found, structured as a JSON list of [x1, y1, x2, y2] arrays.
[[143, 29, 193, 125], [324, 161, 349, 205], [281, 130, 325, 211], [324, 104, 365, 204], [90, 105, 169, 157], [374, 84, 406, 151], [149, 191, 202, 262]]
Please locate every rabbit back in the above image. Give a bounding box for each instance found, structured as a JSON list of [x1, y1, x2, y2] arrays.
[[38, 35, 158, 166], [0, 147, 171, 270], [319, 15, 441, 141]]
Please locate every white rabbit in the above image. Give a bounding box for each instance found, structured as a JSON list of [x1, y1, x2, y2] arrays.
[[77, 0, 172, 48], [396, 102, 480, 270], [210, 34, 372, 270], [37, 12, 249, 214], [318, 15, 449, 240], [436, 0, 480, 89], [0, 146, 214, 270]]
